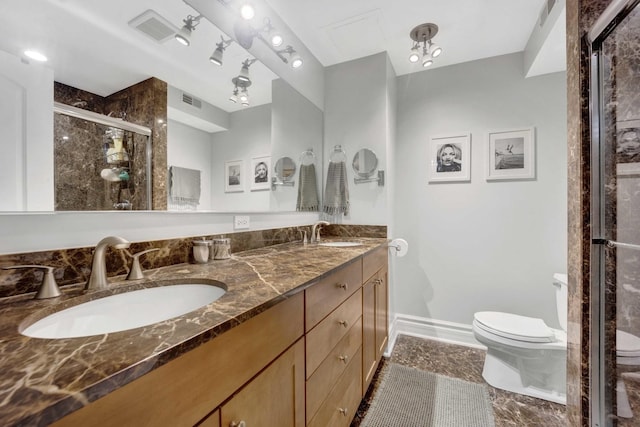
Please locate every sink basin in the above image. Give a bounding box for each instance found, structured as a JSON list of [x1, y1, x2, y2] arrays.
[[22, 283, 226, 339], [318, 241, 362, 248]]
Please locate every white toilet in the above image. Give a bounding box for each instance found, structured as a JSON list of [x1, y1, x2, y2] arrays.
[[472, 273, 569, 404], [473, 273, 640, 412]]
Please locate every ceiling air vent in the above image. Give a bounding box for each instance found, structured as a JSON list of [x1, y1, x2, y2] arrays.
[[182, 93, 202, 109], [128, 9, 179, 44]]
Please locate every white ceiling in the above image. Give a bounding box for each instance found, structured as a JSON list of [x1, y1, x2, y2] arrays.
[[0, 0, 565, 118]]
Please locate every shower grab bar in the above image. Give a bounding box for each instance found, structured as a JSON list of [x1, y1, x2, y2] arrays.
[[593, 238, 640, 251]]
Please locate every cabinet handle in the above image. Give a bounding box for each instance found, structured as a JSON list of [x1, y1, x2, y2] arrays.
[[336, 283, 348, 291], [338, 407, 348, 416], [338, 354, 349, 364], [374, 278, 383, 285], [230, 421, 246, 427], [338, 320, 348, 328]]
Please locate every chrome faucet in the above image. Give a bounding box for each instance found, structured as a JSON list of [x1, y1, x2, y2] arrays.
[[310, 221, 330, 243], [86, 236, 131, 290]]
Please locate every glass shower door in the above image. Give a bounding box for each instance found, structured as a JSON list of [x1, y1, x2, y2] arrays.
[[590, 1, 640, 425]]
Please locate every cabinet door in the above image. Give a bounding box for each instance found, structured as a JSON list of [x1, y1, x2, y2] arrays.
[[375, 268, 389, 360], [220, 339, 305, 427], [362, 277, 377, 392]]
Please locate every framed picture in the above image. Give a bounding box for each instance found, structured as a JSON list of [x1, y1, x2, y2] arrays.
[[486, 127, 535, 181], [428, 133, 471, 182], [224, 160, 244, 193], [616, 120, 640, 176], [250, 156, 271, 191]]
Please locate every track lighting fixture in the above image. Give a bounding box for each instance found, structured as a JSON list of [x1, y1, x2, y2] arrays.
[[276, 46, 303, 69], [231, 77, 251, 106], [237, 58, 258, 83], [209, 36, 233, 66], [175, 14, 202, 46], [408, 23, 443, 67], [240, 3, 255, 20], [263, 18, 283, 47]]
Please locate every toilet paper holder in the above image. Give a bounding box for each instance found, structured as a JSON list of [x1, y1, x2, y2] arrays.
[[388, 238, 408, 257]]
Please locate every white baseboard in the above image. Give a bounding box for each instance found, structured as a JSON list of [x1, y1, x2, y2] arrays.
[[385, 313, 486, 356]]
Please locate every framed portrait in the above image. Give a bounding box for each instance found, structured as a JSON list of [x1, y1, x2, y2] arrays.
[[224, 160, 244, 193], [486, 127, 535, 181], [428, 133, 471, 183], [616, 120, 640, 176], [250, 156, 271, 191]]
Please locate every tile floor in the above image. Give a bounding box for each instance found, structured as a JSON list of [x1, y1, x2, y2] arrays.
[[352, 335, 566, 427]]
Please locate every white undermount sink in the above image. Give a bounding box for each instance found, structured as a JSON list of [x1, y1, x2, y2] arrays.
[[318, 241, 362, 247], [21, 283, 226, 339]]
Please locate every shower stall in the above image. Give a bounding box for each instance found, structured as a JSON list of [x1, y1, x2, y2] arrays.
[[53, 102, 152, 211], [589, 0, 640, 425]]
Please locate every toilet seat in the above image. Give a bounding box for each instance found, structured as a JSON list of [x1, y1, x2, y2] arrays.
[[474, 311, 555, 343]]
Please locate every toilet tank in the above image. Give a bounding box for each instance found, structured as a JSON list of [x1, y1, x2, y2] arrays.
[[553, 273, 568, 331]]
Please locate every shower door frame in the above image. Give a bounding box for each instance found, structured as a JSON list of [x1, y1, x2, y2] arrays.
[[587, 0, 640, 425]]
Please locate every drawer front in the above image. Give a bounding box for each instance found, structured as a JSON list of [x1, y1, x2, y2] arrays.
[[306, 316, 362, 422], [306, 288, 363, 377], [306, 347, 363, 427], [305, 260, 362, 330], [362, 245, 388, 283]]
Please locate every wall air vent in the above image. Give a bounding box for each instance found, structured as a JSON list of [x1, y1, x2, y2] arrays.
[[128, 9, 179, 44], [538, 0, 557, 27], [182, 93, 202, 109]]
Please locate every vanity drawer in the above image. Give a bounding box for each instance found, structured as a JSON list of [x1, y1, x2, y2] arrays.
[[305, 259, 362, 330], [306, 347, 363, 427], [306, 288, 362, 378], [306, 316, 362, 422], [363, 245, 388, 283]]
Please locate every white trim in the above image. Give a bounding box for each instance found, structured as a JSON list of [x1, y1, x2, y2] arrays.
[[388, 313, 487, 353]]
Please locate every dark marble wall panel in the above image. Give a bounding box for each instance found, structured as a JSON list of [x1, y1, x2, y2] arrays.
[[0, 225, 385, 298]]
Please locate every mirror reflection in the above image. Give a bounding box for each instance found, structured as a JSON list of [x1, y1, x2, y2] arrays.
[[275, 157, 296, 181], [0, 0, 323, 213], [352, 148, 379, 178]]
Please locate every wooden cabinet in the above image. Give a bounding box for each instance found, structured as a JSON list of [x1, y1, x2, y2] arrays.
[[219, 339, 305, 427], [52, 245, 389, 427], [362, 247, 389, 392]]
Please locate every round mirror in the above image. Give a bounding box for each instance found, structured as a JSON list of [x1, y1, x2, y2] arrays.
[[274, 157, 296, 182], [352, 148, 378, 178]]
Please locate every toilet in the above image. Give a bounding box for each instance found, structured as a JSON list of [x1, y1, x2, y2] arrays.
[[472, 273, 569, 404], [473, 273, 640, 412]]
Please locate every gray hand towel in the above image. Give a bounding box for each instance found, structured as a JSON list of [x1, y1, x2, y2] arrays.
[[169, 166, 201, 209], [297, 164, 319, 211], [323, 161, 349, 216]]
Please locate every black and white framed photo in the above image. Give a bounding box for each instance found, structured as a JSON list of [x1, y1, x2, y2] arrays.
[[224, 160, 244, 193], [250, 155, 271, 191], [486, 127, 535, 181], [616, 120, 640, 176], [428, 133, 471, 183]]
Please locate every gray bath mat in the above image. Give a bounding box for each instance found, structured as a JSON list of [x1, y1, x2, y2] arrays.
[[361, 363, 496, 427]]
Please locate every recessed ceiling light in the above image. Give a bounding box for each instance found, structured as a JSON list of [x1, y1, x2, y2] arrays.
[[24, 50, 47, 62]]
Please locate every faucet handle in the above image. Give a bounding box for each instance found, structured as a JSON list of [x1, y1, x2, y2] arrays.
[[126, 248, 160, 280], [2, 265, 61, 299]]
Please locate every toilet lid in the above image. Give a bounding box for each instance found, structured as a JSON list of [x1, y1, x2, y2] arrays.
[[618, 330, 640, 357], [474, 311, 555, 343]]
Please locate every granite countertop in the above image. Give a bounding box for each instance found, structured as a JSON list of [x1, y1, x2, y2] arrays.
[[0, 237, 387, 426]]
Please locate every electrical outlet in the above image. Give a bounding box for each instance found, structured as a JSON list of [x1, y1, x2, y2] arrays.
[[234, 215, 250, 230]]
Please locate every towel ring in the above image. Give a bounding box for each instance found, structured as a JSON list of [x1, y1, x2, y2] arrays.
[[299, 149, 316, 166], [330, 145, 347, 163]]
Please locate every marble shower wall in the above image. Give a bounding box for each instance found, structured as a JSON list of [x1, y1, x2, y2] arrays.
[[0, 225, 386, 299], [54, 78, 167, 211]]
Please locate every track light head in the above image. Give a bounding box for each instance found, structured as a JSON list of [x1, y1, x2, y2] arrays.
[[210, 46, 224, 65], [175, 15, 201, 46], [240, 3, 255, 20]]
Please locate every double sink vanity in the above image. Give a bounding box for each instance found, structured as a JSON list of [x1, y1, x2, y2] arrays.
[[0, 232, 389, 426]]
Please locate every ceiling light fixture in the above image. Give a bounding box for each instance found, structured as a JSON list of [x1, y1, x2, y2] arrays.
[[237, 58, 258, 83], [276, 46, 303, 69], [409, 23, 443, 67], [24, 50, 48, 62], [240, 3, 255, 20], [231, 77, 251, 106], [209, 36, 233, 66], [263, 18, 283, 47], [175, 14, 202, 46]]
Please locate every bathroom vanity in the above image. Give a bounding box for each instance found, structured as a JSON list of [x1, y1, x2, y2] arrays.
[[0, 237, 388, 426]]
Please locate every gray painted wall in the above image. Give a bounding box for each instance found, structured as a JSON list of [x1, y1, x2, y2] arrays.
[[393, 52, 567, 327]]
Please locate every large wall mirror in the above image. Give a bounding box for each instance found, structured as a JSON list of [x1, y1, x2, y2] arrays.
[[0, 0, 323, 213]]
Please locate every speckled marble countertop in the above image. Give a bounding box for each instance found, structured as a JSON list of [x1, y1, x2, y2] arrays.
[[0, 238, 387, 426]]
